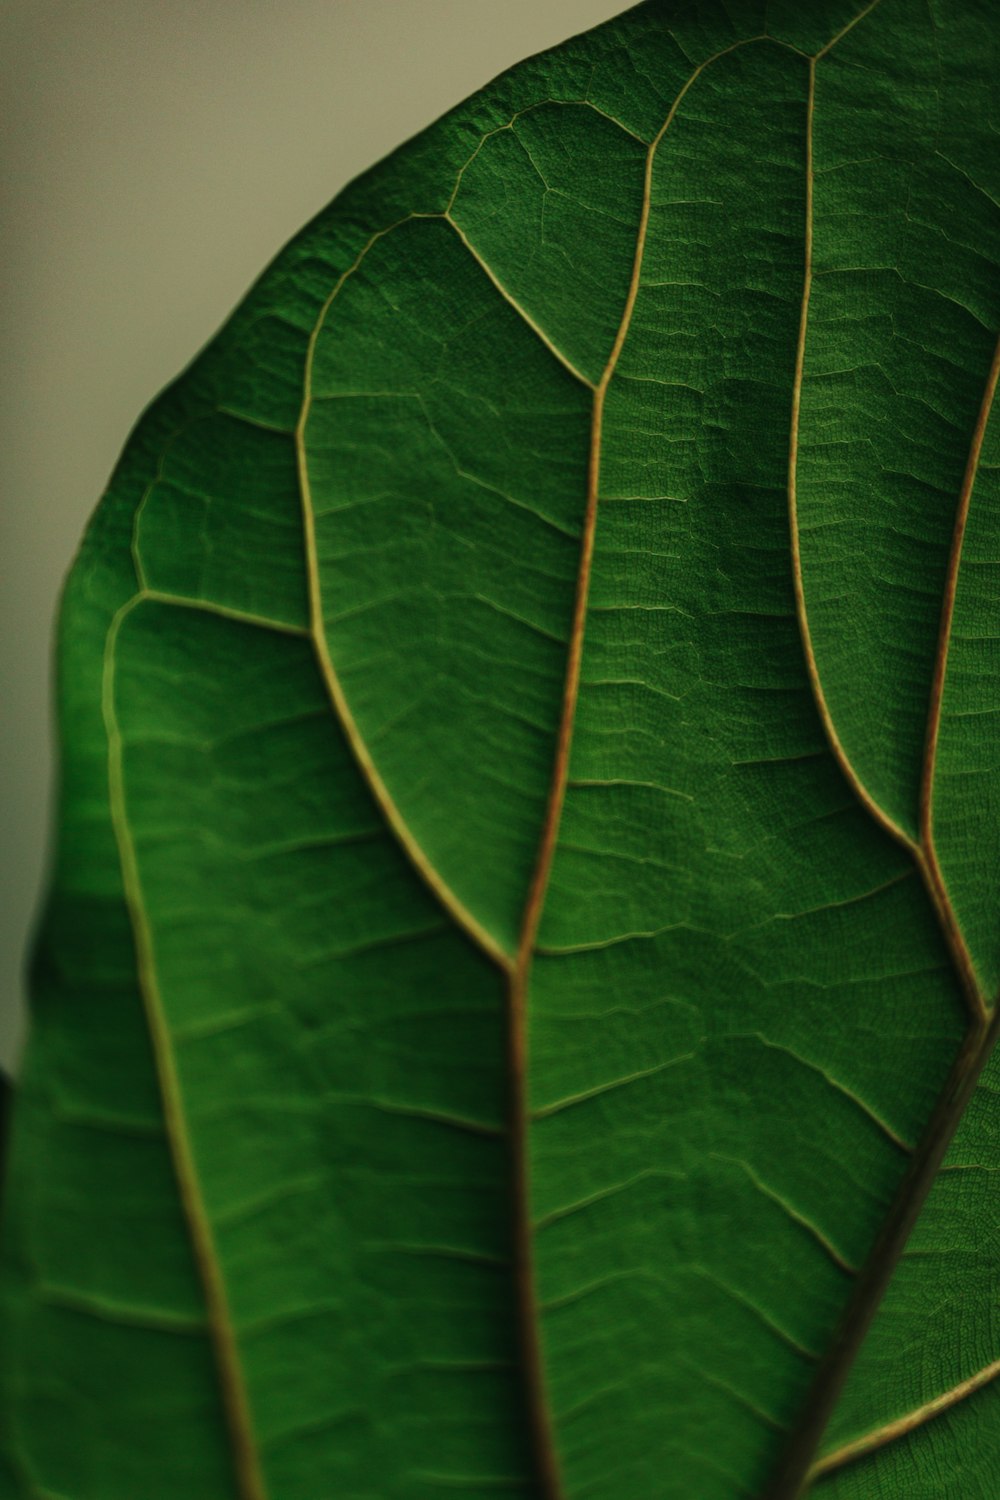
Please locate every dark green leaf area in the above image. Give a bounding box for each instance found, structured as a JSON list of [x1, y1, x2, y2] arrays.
[[2, 1, 1000, 1499], [305, 216, 592, 954], [936, 412, 1000, 996], [450, 102, 649, 383], [814, 1051, 1000, 1498], [799, 0, 1000, 871], [821, 1404, 1000, 1500], [112, 604, 526, 1496], [762, 0, 874, 53], [136, 412, 310, 633], [2, 858, 233, 1500], [525, 38, 963, 1499], [1, 404, 240, 1498]]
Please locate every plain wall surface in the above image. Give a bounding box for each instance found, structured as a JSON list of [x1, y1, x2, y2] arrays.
[[0, 0, 627, 1072]]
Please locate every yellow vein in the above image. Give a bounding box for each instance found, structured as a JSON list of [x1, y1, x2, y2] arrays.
[[814, 0, 885, 61], [769, 9, 1000, 1487], [130, 426, 186, 590], [713, 1154, 858, 1277], [296, 219, 510, 973], [141, 588, 309, 638], [749, 1034, 914, 1156], [809, 1356, 1000, 1481], [446, 101, 648, 218], [102, 597, 267, 1500], [532, 1053, 696, 1120], [785, 57, 985, 1020], [516, 22, 773, 1028], [38, 1284, 206, 1335], [444, 213, 594, 387], [768, 1007, 1000, 1499], [786, 58, 915, 859], [919, 330, 1000, 1011], [505, 37, 777, 1500]]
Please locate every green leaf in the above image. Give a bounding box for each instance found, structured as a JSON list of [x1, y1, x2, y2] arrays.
[[2, 1, 999, 1496]]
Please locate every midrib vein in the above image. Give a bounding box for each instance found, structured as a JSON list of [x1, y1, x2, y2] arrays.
[[786, 335, 1000, 1495], [103, 14, 992, 1500], [768, 1008, 999, 1498], [508, 38, 775, 1499], [103, 597, 267, 1500], [294, 210, 602, 969], [772, 30, 1000, 1498]]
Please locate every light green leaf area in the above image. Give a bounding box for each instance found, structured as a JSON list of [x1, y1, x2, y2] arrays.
[[2, 2, 998, 1498]]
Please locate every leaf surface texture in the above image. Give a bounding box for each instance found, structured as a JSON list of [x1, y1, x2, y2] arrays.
[[2, 2, 999, 1497]]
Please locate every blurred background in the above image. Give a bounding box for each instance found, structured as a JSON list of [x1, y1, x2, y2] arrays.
[[1, 0, 626, 1073]]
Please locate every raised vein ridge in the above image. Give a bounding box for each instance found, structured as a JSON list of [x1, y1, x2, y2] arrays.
[[295, 219, 513, 973], [104, 596, 268, 1500], [810, 1353, 1000, 1481], [770, 7, 1000, 1489], [768, 1008, 1000, 1498], [507, 33, 793, 1499]]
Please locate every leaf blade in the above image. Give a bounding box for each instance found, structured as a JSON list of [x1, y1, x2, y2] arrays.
[[3, 3, 999, 1498]]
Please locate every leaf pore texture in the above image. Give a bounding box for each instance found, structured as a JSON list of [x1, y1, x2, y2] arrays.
[[2, 3, 1000, 1499]]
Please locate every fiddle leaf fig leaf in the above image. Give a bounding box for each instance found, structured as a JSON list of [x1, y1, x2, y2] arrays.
[[2, 1, 999, 1497]]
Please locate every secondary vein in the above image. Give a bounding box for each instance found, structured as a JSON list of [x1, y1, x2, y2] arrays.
[[919, 331, 1000, 1009], [808, 1353, 1000, 1481], [768, 1008, 1000, 1499], [506, 36, 779, 1500], [103, 596, 268, 1500], [786, 59, 917, 862], [295, 219, 511, 974], [785, 19, 985, 1025], [770, 14, 1000, 1489]]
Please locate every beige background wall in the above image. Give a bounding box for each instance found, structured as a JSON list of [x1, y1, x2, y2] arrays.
[[1, 0, 627, 1072]]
